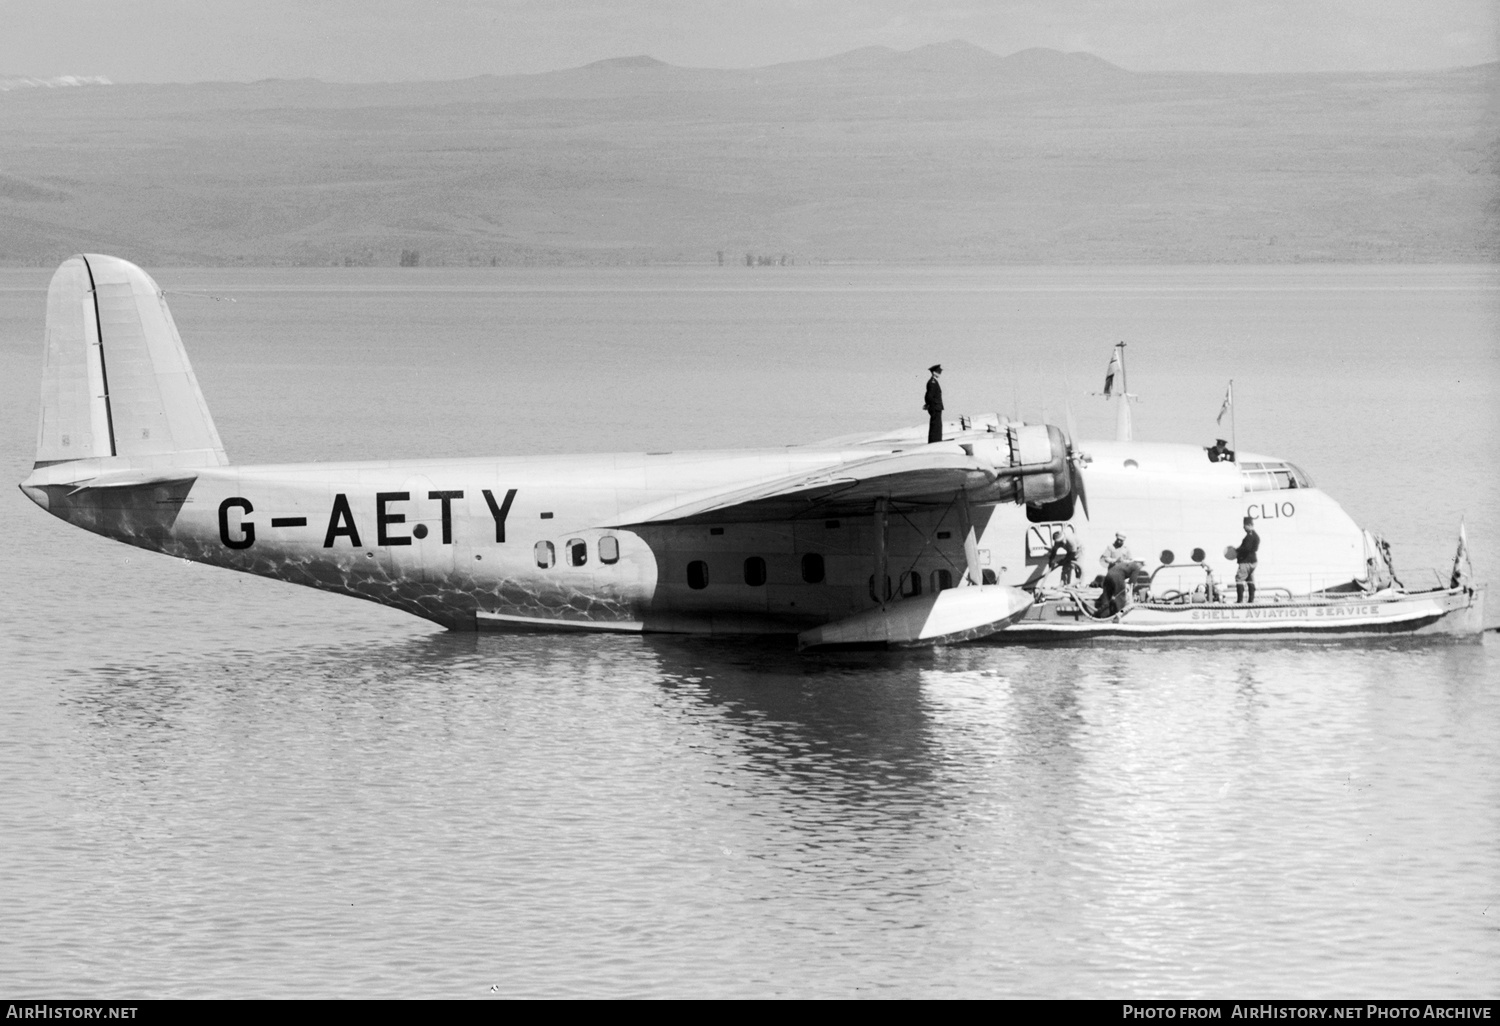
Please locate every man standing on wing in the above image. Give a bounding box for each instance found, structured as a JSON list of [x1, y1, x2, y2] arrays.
[[924, 364, 943, 444]]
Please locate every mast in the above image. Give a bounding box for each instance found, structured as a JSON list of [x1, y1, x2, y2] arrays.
[[1091, 341, 1136, 441], [1229, 379, 1237, 457], [1112, 342, 1134, 442]]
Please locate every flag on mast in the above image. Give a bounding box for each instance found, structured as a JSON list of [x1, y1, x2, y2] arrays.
[[1103, 349, 1122, 397], [1451, 519, 1472, 588], [1216, 382, 1233, 425]]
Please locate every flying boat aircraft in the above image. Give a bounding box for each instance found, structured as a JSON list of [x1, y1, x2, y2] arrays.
[[19, 256, 1483, 646]]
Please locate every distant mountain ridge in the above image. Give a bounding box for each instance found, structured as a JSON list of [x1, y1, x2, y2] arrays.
[[0, 43, 1492, 266], [550, 41, 1129, 85]]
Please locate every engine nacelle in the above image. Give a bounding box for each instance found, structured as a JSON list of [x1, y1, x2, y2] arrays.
[[1012, 424, 1070, 505], [962, 422, 1074, 509]]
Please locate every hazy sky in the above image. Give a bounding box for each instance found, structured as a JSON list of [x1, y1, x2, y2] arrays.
[[3, 0, 1494, 82]]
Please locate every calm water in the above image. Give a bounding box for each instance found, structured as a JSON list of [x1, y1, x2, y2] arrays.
[[0, 265, 1496, 998]]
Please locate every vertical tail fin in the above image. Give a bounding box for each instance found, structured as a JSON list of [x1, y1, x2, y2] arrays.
[[34, 254, 227, 470]]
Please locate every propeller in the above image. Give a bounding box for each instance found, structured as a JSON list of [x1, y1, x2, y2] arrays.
[[1069, 457, 1090, 520], [1062, 391, 1090, 520]]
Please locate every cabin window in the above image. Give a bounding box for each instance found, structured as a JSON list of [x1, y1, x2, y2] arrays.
[[1241, 468, 1277, 492], [899, 571, 922, 598], [743, 556, 767, 587], [1160, 549, 1175, 565], [534, 541, 555, 569], [931, 568, 953, 592], [1191, 547, 1206, 563], [567, 539, 587, 567], [687, 560, 709, 590], [1241, 461, 1314, 492], [868, 575, 892, 602], [801, 553, 825, 584], [598, 535, 620, 564], [981, 569, 997, 585]]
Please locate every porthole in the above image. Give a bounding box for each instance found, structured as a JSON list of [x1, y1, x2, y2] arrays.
[[687, 560, 709, 590], [931, 568, 953, 592], [1161, 549, 1175, 565], [1123, 459, 1139, 470], [1191, 547, 1206, 563], [567, 539, 587, 567], [599, 535, 620, 564], [801, 553, 825, 584], [981, 569, 997, 585], [899, 571, 922, 598], [534, 541, 555, 569]]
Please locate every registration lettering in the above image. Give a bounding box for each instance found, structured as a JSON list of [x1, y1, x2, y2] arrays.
[[217, 489, 513, 550]]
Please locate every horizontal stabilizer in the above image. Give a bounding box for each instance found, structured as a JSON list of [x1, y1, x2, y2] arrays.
[[18, 457, 203, 511]]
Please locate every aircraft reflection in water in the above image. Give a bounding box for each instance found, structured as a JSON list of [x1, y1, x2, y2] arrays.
[[20, 256, 1483, 647]]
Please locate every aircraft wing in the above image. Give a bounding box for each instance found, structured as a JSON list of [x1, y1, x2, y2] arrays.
[[608, 448, 999, 526]]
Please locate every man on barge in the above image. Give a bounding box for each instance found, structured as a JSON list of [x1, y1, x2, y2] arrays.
[[1046, 530, 1082, 585], [1235, 516, 1260, 603]]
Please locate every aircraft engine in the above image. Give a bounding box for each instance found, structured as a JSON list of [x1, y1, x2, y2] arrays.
[[1010, 424, 1071, 505], [965, 423, 1074, 510]]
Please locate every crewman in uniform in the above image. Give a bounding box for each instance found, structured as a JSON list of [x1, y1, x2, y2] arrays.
[[1046, 530, 1082, 585], [923, 364, 944, 443], [1235, 516, 1260, 603], [1206, 438, 1235, 463], [1095, 559, 1139, 618], [1099, 532, 1131, 571]]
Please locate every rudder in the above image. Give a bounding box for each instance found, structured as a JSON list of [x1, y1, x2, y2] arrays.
[[34, 254, 227, 470]]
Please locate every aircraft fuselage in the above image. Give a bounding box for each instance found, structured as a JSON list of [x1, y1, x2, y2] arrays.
[[24, 436, 1369, 634]]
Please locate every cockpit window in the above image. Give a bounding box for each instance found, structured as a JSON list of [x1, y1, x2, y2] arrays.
[[1240, 461, 1313, 492]]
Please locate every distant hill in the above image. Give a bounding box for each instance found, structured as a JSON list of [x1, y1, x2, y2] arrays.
[[0, 43, 1493, 266]]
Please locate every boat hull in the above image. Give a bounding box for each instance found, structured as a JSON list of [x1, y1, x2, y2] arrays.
[[995, 586, 1485, 642]]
